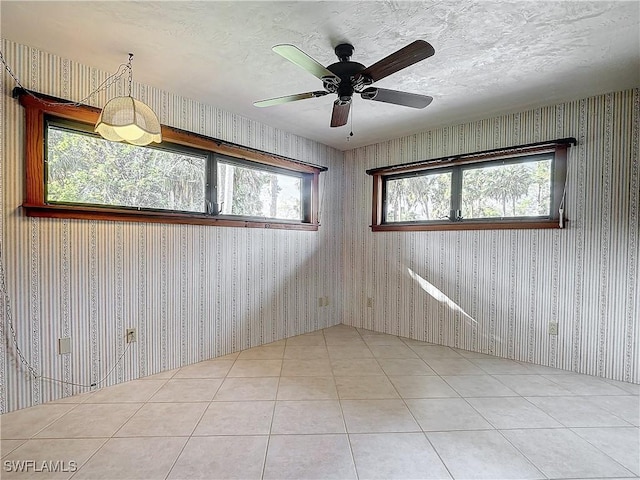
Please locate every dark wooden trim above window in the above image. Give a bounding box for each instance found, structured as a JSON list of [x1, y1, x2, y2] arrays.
[[15, 88, 325, 230], [365, 138, 576, 176]]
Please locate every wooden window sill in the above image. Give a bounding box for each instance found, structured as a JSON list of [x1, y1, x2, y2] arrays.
[[22, 204, 319, 231], [372, 219, 564, 232]]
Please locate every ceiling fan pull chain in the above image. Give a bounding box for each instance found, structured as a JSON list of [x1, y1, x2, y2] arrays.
[[348, 101, 354, 140]]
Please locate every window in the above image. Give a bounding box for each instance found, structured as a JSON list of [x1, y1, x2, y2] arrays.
[[18, 89, 324, 230], [460, 157, 552, 220], [368, 139, 574, 231], [217, 158, 307, 221], [46, 122, 208, 213], [385, 170, 452, 222]]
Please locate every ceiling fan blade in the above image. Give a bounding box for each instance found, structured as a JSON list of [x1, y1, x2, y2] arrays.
[[254, 91, 328, 107], [361, 87, 433, 108], [272, 44, 340, 82], [330, 100, 351, 127], [360, 40, 435, 83]]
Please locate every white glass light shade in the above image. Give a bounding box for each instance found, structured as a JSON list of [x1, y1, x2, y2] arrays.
[[95, 96, 162, 146]]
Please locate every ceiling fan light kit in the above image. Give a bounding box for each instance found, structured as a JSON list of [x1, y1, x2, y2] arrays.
[[255, 40, 435, 128]]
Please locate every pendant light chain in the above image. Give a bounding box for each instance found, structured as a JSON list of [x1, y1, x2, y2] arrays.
[[2, 48, 162, 145], [0, 49, 134, 108], [127, 53, 134, 96], [126, 53, 137, 126]]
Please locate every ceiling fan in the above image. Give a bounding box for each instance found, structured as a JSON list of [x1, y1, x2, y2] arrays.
[[254, 40, 435, 127]]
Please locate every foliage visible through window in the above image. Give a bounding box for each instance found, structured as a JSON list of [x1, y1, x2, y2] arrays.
[[368, 138, 574, 231], [384, 156, 553, 223], [47, 124, 306, 221], [217, 161, 302, 220], [386, 171, 452, 222], [41, 119, 315, 225], [47, 125, 207, 213], [20, 91, 322, 229], [461, 159, 551, 219]]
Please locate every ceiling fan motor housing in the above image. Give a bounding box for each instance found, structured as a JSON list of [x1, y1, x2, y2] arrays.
[[326, 44, 368, 101], [334, 43, 354, 61]]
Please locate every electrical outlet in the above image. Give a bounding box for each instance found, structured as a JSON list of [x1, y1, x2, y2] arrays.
[[126, 328, 137, 343], [366, 297, 373, 308], [58, 337, 71, 355], [549, 322, 558, 336]]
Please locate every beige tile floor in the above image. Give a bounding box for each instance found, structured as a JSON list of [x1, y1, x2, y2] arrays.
[[1, 324, 639, 479]]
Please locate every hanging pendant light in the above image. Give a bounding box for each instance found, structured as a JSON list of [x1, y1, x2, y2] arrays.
[[95, 53, 162, 146]]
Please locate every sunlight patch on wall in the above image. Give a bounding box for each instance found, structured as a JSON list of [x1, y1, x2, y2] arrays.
[[407, 268, 476, 325]]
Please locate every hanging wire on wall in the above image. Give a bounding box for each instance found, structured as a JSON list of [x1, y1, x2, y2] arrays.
[[0, 239, 133, 389], [0, 50, 142, 390], [0, 49, 133, 108], [2, 49, 162, 145]]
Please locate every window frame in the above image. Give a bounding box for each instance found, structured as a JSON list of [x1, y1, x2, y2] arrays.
[[382, 167, 454, 223], [214, 153, 313, 223], [45, 117, 214, 215], [18, 89, 324, 231], [368, 139, 575, 231]]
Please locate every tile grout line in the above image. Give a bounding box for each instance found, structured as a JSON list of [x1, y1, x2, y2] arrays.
[[379, 335, 555, 479], [364, 331, 456, 480], [162, 356, 228, 480], [66, 398, 147, 479], [67, 437, 111, 480], [567, 426, 639, 477], [331, 327, 363, 480], [522, 394, 635, 429], [491, 427, 550, 479], [19, 400, 85, 441], [364, 332, 637, 477], [260, 337, 289, 480], [0, 439, 27, 459]]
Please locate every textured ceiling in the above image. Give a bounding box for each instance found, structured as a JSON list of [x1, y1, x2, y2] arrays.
[[2, 1, 639, 150]]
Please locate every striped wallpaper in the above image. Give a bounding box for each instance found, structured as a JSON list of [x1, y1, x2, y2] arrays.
[[341, 88, 639, 384], [1, 38, 638, 414], [0, 39, 344, 413]]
